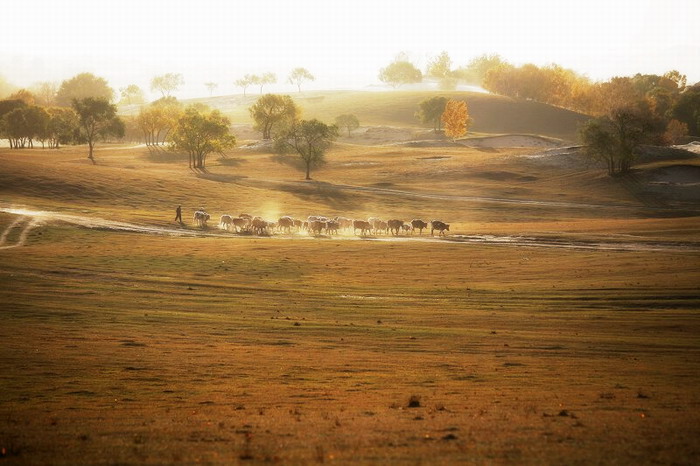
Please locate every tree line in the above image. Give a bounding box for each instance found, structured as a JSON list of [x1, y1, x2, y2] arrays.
[[379, 52, 698, 135]]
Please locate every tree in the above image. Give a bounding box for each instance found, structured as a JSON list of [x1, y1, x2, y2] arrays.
[[671, 86, 700, 135], [454, 54, 506, 86], [441, 100, 470, 140], [137, 97, 183, 145], [416, 96, 448, 131], [170, 106, 236, 169], [56, 73, 114, 107], [335, 114, 360, 137], [31, 81, 58, 107], [287, 68, 315, 93], [204, 82, 218, 96], [0, 99, 28, 147], [3, 106, 49, 149], [664, 119, 688, 145], [9, 89, 36, 105], [258, 72, 276, 94], [426, 51, 452, 80], [151, 73, 184, 98], [580, 103, 664, 176], [45, 107, 79, 149], [235, 75, 255, 96], [0, 75, 17, 99], [378, 60, 422, 88], [72, 97, 124, 164], [119, 84, 146, 106], [249, 94, 300, 140], [275, 119, 338, 180]]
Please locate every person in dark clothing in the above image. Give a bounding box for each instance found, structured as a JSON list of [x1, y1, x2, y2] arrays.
[[175, 205, 182, 223]]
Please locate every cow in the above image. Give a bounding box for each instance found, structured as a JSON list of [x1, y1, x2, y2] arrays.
[[325, 220, 340, 235], [309, 220, 326, 235], [387, 219, 404, 236], [374, 220, 389, 235], [411, 219, 429, 235], [193, 210, 210, 228], [231, 217, 249, 232], [251, 217, 269, 235], [219, 214, 234, 231], [335, 216, 353, 232], [430, 220, 450, 236], [278, 216, 295, 233], [353, 219, 372, 236]]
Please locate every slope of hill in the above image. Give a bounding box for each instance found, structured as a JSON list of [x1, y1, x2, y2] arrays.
[[178, 90, 590, 142]]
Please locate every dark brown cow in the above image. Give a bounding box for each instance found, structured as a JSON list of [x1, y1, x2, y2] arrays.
[[387, 219, 404, 236], [411, 219, 428, 235], [430, 220, 450, 236], [353, 220, 372, 236]]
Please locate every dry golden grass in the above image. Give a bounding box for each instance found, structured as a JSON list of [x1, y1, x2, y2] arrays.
[[1, 140, 699, 464]]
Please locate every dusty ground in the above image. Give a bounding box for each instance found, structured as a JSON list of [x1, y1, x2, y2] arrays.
[[1, 140, 699, 464]]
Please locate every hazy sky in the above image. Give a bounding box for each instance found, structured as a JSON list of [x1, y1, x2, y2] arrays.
[[1, 0, 699, 98]]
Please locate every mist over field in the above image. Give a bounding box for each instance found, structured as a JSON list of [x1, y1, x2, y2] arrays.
[[1, 0, 699, 99]]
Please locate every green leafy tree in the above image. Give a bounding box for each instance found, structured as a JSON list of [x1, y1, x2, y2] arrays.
[[580, 103, 664, 176], [249, 94, 300, 140], [56, 73, 114, 107], [170, 106, 236, 169], [288, 68, 315, 93], [671, 86, 700, 135], [416, 96, 448, 131], [378, 60, 422, 88], [151, 73, 184, 98], [0, 99, 27, 147], [3, 106, 49, 148], [276, 119, 338, 180], [335, 114, 360, 137], [72, 97, 124, 164], [45, 107, 79, 149]]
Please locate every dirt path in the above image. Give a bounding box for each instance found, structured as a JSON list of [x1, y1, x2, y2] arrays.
[[2, 205, 699, 253], [0, 215, 41, 250]]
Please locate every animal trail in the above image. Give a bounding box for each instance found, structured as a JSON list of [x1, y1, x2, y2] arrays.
[[0, 216, 41, 250]]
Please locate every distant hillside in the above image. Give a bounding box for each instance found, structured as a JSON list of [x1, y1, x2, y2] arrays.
[[178, 90, 591, 142]]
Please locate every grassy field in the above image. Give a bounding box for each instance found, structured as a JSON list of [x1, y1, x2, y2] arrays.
[[1, 130, 700, 464]]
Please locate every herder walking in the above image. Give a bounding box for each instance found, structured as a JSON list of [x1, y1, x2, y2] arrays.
[[175, 205, 182, 223]]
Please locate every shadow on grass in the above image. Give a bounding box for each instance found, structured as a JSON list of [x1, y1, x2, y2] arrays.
[[218, 157, 248, 167], [254, 178, 364, 211], [194, 171, 249, 183], [269, 154, 308, 171], [143, 145, 189, 163]]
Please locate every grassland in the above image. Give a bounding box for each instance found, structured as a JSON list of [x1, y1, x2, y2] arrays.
[[170, 89, 590, 141], [1, 115, 700, 464]]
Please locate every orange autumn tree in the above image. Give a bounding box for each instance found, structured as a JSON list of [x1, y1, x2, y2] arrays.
[[441, 99, 470, 140]]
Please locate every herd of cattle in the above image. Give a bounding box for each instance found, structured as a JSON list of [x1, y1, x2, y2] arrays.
[[192, 210, 451, 236]]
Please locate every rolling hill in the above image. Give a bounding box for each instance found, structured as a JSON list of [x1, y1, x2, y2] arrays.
[[169, 90, 591, 142]]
